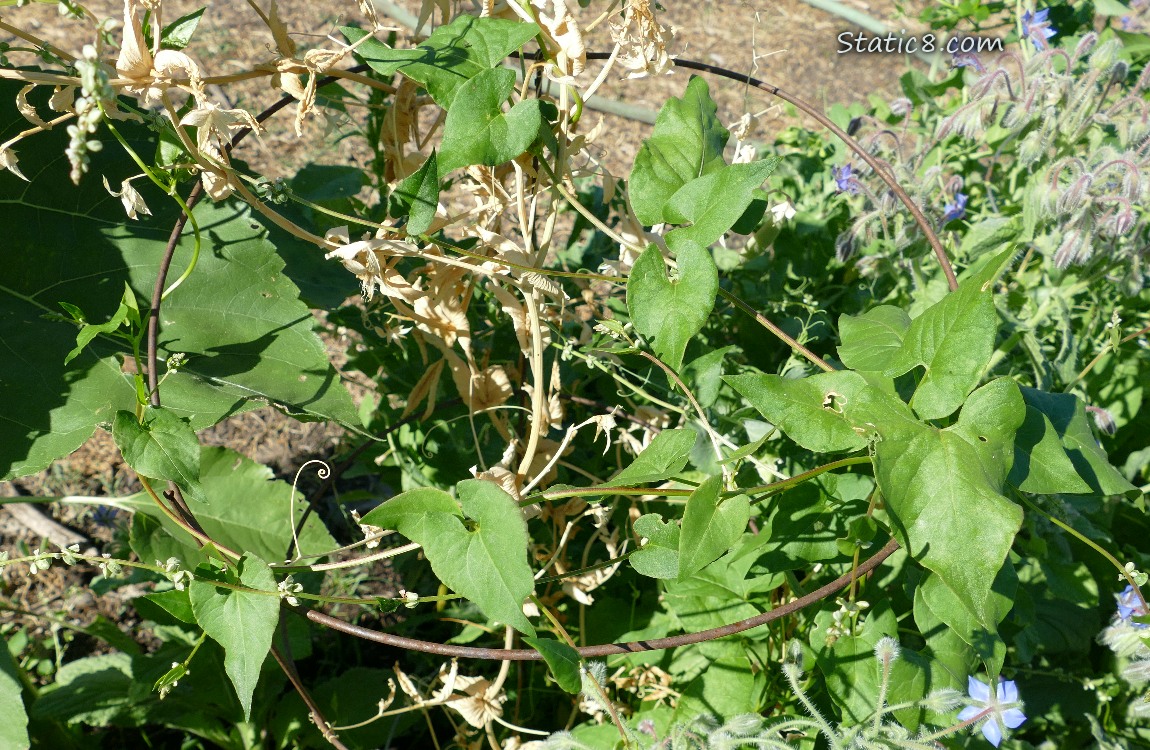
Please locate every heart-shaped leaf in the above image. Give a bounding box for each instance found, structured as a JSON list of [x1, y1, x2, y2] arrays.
[[438, 68, 546, 175], [361, 480, 536, 634], [627, 238, 717, 371]]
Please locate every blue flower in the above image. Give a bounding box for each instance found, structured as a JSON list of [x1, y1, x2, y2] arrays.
[[1022, 9, 1056, 51], [957, 676, 1026, 747], [1117, 585, 1149, 626], [92, 505, 120, 528], [942, 192, 968, 223], [834, 163, 860, 194]]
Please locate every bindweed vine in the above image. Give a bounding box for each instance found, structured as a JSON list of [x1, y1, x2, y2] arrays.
[[1, 1, 1149, 748]]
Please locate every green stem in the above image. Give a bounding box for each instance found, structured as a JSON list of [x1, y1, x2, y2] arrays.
[[1017, 493, 1148, 613]]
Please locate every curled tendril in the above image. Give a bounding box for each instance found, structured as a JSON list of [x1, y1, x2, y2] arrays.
[[287, 459, 332, 564]]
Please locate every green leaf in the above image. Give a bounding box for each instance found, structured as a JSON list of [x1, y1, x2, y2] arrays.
[[438, 68, 545, 175], [31, 654, 134, 726], [135, 589, 197, 625], [1094, 0, 1131, 15], [959, 217, 1018, 258], [189, 555, 280, 720], [112, 407, 203, 503], [725, 371, 871, 453], [672, 653, 761, 721], [361, 480, 536, 634], [345, 16, 540, 107], [914, 571, 1010, 675], [629, 513, 681, 579], [837, 305, 911, 373], [1008, 404, 1093, 494], [124, 447, 337, 564], [678, 476, 749, 580], [884, 250, 1012, 420], [0, 643, 29, 750], [603, 428, 696, 486], [391, 151, 440, 235], [63, 283, 137, 366], [1014, 387, 1137, 497], [812, 604, 928, 730], [875, 378, 1025, 626], [683, 345, 737, 409], [628, 76, 730, 225], [627, 239, 717, 371], [0, 83, 359, 481], [160, 6, 206, 49], [662, 160, 779, 247], [523, 637, 581, 694]]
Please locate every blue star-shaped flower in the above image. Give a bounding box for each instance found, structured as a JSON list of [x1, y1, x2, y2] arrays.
[[833, 163, 860, 194], [1117, 585, 1149, 627], [1022, 9, 1057, 51], [957, 676, 1027, 747], [942, 192, 968, 223]]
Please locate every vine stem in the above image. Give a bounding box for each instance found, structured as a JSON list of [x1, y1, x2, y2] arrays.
[[300, 538, 899, 660], [580, 53, 960, 293]]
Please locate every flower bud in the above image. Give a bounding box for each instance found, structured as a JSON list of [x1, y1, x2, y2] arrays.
[[874, 636, 902, 664]]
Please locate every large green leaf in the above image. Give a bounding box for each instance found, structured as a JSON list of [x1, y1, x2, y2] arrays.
[[30, 654, 135, 726], [884, 250, 1011, 420], [0, 85, 358, 481], [837, 305, 911, 372], [725, 370, 872, 453], [914, 570, 1011, 675], [189, 555, 280, 720], [0, 645, 29, 750], [1014, 387, 1137, 497], [112, 407, 204, 503], [438, 68, 546, 175], [873, 378, 1025, 626], [628, 76, 730, 225], [662, 159, 779, 247], [677, 476, 750, 580], [604, 428, 696, 486], [124, 446, 337, 564], [345, 15, 540, 107], [1008, 403, 1092, 494], [360, 480, 536, 634], [627, 239, 717, 371]]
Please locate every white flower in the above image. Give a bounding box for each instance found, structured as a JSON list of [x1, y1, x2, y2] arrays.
[[102, 176, 152, 220], [179, 101, 261, 152], [277, 575, 303, 606], [770, 200, 797, 223]]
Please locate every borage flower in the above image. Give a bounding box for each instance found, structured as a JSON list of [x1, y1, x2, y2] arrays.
[[957, 676, 1027, 747], [1117, 584, 1149, 625], [1022, 9, 1057, 52], [942, 192, 968, 223], [833, 163, 861, 194]]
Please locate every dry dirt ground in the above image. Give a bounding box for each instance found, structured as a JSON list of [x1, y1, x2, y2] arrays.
[[1, 0, 929, 669]]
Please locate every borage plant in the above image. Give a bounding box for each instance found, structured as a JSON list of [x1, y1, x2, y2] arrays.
[[0, 0, 1147, 748]]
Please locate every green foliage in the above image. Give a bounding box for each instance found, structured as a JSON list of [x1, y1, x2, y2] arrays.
[[112, 408, 204, 503], [626, 241, 717, 371], [438, 67, 549, 174], [4, 3, 1150, 748], [360, 480, 537, 634], [628, 76, 729, 225], [189, 556, 281, 720]]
